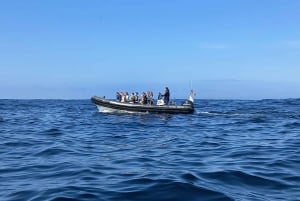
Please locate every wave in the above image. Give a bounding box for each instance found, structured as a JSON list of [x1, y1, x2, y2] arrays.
[[4, 180, 233, 201], [284, 121, 300, 128], [34, 147, 69, 157], [110, 178, 234, 201], [1, 99, 299, 201], [42, 128, 64, 136], [200, 170, 290, 190]]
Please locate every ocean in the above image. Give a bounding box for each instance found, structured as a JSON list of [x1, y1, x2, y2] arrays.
[[0, 99, 299, 201]]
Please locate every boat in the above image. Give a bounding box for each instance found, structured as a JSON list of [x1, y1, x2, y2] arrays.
[[91, 91, 195, 114]]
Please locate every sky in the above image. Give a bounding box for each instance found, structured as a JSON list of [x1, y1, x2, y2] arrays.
[[1, 0, 300, 99]]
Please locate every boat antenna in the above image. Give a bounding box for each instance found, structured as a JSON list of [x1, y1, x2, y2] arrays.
[[188, 80, 195, 102]]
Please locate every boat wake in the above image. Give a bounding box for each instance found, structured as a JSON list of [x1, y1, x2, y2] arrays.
[[197, 111, 252, 117]]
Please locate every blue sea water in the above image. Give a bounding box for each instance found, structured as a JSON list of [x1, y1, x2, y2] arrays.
[[0, 99, 299, 201]]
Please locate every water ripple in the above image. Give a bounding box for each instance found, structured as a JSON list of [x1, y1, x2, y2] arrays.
[[111, 179, 234, 201], [0, 99, 299, 201]]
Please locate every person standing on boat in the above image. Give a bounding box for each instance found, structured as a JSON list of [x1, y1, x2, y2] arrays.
[[163, 87, 170, 105]]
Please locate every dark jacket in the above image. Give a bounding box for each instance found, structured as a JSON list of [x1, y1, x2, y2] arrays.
[[163, 88, 170, 105]]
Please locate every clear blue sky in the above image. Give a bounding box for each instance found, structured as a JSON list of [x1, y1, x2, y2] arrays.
[[1, 0, 300, 99]]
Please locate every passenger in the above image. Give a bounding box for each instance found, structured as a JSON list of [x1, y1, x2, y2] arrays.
[[147, 91, 154, 105], [129, 93, 135, 102], [116, 92, 121, 102], [158, 92, 162, 100], [163, 87, 170, 105], [134, 92, 139, 103], [156, 92, 164, 105], [125, 92, 129, 102], [139, 92, 144, 104], [143, 92, 148, 104], [121, 92, 126, 102], [140, 92, 147, 104]]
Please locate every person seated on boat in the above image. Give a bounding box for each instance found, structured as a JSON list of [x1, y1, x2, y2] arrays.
[[121, 92, 126, 102], [116, 92, 121, 102], [139, 92, 144, 104], [163, 87, 170, 105], [120, 92, 124, 102], [125, 92, 129, 102], [140, 92, 147, 104], [134, 92, 139, 103], [129, 93, 135, 102], [158, 92, 162, 100], [147, 91, 154, 105], [156, 93, 164, 105], [143, 93, 148, 104]]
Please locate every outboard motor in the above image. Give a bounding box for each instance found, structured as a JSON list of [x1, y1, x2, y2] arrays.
[[182, 100, 193, 106], [157, 99, 165, 106]]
